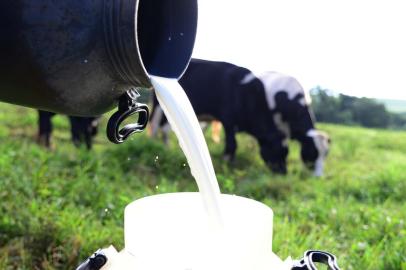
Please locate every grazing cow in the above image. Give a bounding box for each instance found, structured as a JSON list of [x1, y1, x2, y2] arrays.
[[150, 59, 330, 175], [37, 110, 99, 149]]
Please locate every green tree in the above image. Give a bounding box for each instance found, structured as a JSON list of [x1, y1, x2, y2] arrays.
[[310, 86, 342, 123], [310, 87, 397, 129], [352, 98, 390, 128]]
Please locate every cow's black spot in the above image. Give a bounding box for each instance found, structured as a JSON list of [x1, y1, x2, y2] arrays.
[[300, 136, 319, 167]]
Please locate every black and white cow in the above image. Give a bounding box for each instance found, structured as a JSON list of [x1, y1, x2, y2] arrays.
[[37, 110, 99, 149], [150, 59, 330, 176], [242, 71, 330, 176]]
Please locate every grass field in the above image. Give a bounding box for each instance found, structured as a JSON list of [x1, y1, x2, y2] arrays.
[[0, 103, 405, 270]]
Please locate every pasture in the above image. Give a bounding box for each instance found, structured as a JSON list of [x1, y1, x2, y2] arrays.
[[0, 103, 405, 270]]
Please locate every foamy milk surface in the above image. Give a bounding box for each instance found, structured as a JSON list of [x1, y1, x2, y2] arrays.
[[151, 76, 223, 229]]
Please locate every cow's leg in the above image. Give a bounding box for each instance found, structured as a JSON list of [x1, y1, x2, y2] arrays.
[[257, 133, 288, 174], [37, 110, 55, 148], [161, 123, 171, 145], [69, 116, 82, 148], [223, 123, 237, 162], [149, 105, 164, 138], [83, 118, 93, 150], [84, 133, 92, 149], [81, 117, 99, 150], [69, 117, 95, 150], [89, 117, 99, 138]]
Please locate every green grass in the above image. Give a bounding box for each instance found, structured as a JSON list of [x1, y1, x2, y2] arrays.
[[0, 103, 405, 270]]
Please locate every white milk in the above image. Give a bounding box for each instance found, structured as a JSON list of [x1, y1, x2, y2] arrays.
[[150, 76, 223, 229]]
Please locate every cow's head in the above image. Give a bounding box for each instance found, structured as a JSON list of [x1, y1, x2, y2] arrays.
[[300, 129, 330, 176]]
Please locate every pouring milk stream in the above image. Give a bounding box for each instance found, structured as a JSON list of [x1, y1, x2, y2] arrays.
[[152, 76, 223, 230]]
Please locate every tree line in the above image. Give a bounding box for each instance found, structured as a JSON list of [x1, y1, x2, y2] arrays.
[[310, 86, 406, 129]]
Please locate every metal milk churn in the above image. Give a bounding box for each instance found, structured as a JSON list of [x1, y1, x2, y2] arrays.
[[0, 0, 197, 137]]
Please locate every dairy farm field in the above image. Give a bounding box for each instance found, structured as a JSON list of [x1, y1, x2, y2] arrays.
[[0, 103, 405, 270]]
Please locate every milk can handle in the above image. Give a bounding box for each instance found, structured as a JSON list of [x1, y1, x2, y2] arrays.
[[107, 89, 149, 144], [291, 250, 341, 270], [75, 249, 107, 270]]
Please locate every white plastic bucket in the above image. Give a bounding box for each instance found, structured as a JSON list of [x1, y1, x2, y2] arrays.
[[119, 192, 291, 270]]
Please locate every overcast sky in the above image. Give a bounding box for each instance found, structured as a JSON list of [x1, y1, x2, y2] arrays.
[[192, 0, 406, 100]]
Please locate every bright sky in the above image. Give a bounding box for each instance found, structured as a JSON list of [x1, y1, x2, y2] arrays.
[[192, 0, 406, 100]]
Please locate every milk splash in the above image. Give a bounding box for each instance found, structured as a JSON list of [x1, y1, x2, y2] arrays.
[[151, 76, 223, 229]]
